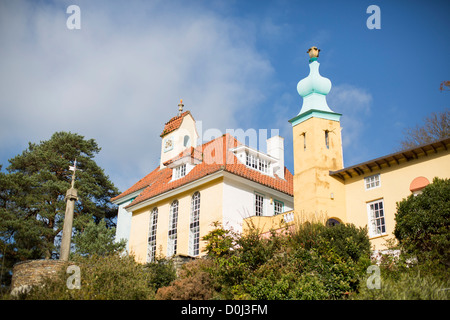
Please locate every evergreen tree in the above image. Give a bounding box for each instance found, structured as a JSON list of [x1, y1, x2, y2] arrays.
[[0, 132, 119, 286], [72, 219, 126, 257]]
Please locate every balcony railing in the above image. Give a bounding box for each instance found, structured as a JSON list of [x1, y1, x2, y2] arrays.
[[243, 210, 295, 235]]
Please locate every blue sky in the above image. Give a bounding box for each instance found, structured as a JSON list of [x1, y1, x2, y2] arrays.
[[0, 0, 449, 193]]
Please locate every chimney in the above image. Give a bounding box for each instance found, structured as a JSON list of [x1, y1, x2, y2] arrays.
[[266, 135, 284, 179]]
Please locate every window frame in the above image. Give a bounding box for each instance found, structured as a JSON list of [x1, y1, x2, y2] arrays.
[[189, 192, 201, 256], [365, 173, 381, 190], [147, 207, 158, 263], [173, 163, 187, 180], [245, 151, 270, 174], [273, 199, 284, 216], [167, 200, 179, 257], [367, 199, 386, 237], [254, 192, 264, 216]]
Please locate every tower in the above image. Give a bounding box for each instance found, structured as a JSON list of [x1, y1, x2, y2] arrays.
[[160, 100, 199, 168], [289, 47, 346, 223]]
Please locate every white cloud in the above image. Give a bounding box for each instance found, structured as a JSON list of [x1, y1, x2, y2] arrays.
[[0, 1, 274, 191]]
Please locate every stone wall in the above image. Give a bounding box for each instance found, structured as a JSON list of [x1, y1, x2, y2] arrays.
[[10, 259, 67, 296], [172, 254, 197, 276]]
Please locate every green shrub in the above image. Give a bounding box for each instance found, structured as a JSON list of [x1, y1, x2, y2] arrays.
[[352, 267, 450, 300], [198, 221, 371, 300], [144, 257, 177, 292], [13, 254, 155, 300], [394, 177, 450, 269]]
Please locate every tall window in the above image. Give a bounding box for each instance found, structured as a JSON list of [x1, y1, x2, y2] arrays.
[[365, 174, 381, 190], [274, 200, 284, 215], [147, 207, 158, 263], [167, 200, 178, 257], [255, 193, 264, 216], [367, 199, 386, 237], [189, 192, 201, 256], [325, 130, 329, 149]]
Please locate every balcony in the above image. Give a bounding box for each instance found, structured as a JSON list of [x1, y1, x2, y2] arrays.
[[243, 210, 295, 236]]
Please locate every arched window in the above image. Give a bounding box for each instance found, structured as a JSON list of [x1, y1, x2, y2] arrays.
[[326, 218, 341, 227], [183, 135, 191, 147], [189, 192, 201, 256], [147, 207, 158, 263], [167, 200, 179, 257]]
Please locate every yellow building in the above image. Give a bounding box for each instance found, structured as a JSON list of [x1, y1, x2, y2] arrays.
[[114, 50, 449, 261], [244, 49, 450, 251], [112, 101, 293, 263]]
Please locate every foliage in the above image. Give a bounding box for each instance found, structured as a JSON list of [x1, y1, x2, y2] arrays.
[[202, 221, 237, 258], [0, 131, 119, 287], [352, 267, 450, 300], [145, 257, 177, 293], [11, 254, 155, 300], [160, 221, 371, 300], [155, 259, 215, 300], [399, 109, 449, 150], [394, 177, 450, 269], [71, 219, 126, 257]]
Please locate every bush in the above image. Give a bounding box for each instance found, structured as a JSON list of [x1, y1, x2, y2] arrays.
[[156, 259, 215, 300], [12, 254, 155, 300], [394, 177, 450, 269], [144, 257, 177, 293], [197, 221, 371, 300], [352, 267, 450, 300]]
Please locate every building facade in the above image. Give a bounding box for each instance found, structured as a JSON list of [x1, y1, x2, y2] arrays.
[[112, 102, 293, 263], [113, 49, 449, 260], [244, 49, 450, 251]]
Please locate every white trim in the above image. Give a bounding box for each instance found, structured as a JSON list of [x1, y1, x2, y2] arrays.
[[230, 145, 278, 163], [364, 173, 381, 190], [223, 171, 293, 203], [126, 170, 224, 212], [126, 168, 293, 213], [111, 188, 145, 205], [366, 198, 387, 237]]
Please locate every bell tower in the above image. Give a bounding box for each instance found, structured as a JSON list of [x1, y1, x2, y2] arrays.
[[160, 100, 199, 168], [289, 47, 346, 223]]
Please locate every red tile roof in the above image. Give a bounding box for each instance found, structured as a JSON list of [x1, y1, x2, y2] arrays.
[[112, 133, 293, 209], [162, 146, 203, 166], [160, 111, 192, 137]]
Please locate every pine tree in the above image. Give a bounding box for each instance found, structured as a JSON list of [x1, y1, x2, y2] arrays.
[[0, 131, 119, 286]]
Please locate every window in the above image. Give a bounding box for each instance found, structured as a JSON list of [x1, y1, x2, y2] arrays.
[[255, 193, 264, 216], [183, 135, 190, 147], [302, 132, 306, 151], [189, 192, 200, 256], [365, 174, 380, 190], [326, 218, 341, 227], [173, 164, 186, 179], [274, 200, 284, 215], [325, 130, 329, 149], [246, 152, 270, 174], [147, 207, 158, 263], [367, 199, 386, 237], [167, 200, 178, 257]]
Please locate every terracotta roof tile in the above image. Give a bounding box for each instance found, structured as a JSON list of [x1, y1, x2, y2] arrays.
[[113, 133, 293, 209], [160, 111, 192, 137]]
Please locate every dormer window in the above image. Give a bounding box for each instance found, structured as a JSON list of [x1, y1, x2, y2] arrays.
[[246, 152, 270, 174], [173, 164, 186, 179]]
